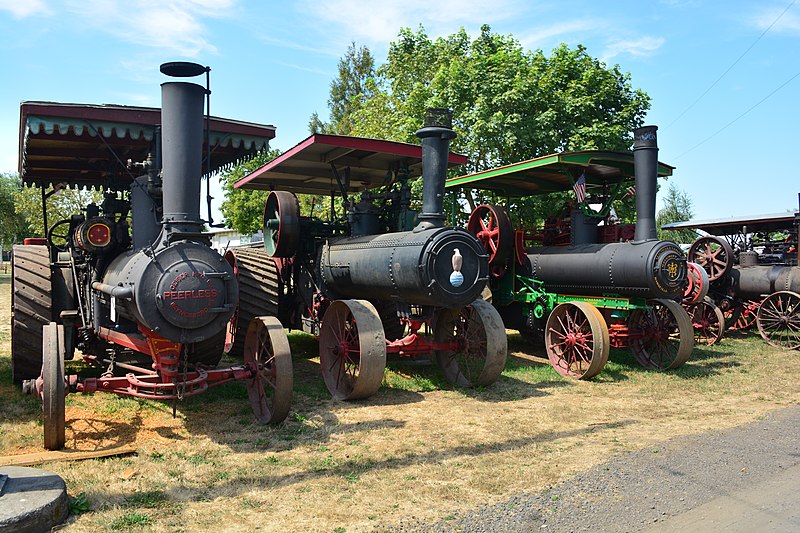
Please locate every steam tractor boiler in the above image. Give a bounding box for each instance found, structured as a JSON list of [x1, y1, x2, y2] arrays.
[[447, 126, 695, 379], [12, 62, 291, 450], [229, 108, 507, 400], [675, 210, 800, 349]]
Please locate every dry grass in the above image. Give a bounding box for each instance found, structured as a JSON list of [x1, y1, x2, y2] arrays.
[[1, 272, 799, 532]]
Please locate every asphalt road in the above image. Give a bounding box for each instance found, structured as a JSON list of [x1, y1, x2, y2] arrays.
[[391, 403, 800, 532]]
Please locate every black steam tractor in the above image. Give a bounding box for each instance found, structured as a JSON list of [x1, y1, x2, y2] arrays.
[[663, 206, 800, 349], [12, 62, 291, 450], [446, 126, 696, 379], [226, 108, 507, 400]]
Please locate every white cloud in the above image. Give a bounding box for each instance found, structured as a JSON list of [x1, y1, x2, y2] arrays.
[[298, 0, 525, 46], [518, 20, 601, 50], [0, 0, 51, 18], [602, 36, 665, 61], [753, 6, 800, 34], [63, 0, 236, 57]]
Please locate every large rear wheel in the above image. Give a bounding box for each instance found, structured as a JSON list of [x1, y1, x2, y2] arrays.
[[223, 247, 281, 357], [11, 244, 53, 384]]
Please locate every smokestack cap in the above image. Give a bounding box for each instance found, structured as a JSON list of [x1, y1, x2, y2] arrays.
[[160, 61, 208, 78], [423, 108, 453, 129], [633, 125, 658, 150]]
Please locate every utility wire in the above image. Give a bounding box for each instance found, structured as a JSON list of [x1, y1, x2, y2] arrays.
[[665, 0, 796, 130], [672, 68, 800, 161]]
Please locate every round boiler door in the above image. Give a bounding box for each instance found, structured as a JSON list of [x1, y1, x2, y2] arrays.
[[155, 260, 227, 329]]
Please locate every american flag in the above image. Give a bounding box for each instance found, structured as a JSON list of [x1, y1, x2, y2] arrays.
[[573, 172, 587, 203]]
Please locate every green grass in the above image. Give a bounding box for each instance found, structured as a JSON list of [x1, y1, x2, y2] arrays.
[[110, 512, 152, 530]]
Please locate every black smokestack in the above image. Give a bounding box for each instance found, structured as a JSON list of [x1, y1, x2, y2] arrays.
[[633, 125, 659, 242], [161, 81, 205, 232], [416, 108, 456, 228]]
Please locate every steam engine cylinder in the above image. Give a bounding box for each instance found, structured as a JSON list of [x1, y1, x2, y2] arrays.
[[320, 227, 489, 308], [730, 264, 800, 298], [525, 240, 686, 299]]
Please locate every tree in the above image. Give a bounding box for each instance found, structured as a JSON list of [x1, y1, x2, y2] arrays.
[[318, 25, 651, 226], [656, 182, 696, 243], [12, 180, 103, 238], [219, 150, 277, 234], [0, 173, 31, 259], [310, 42, 376, 135]]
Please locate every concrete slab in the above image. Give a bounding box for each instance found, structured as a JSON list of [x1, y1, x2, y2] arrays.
[[0, 466, 68, 533]]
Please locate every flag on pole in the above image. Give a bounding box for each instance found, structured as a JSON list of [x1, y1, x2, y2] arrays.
[[573, 172, 587, 203], [625, 185, 636, 198]]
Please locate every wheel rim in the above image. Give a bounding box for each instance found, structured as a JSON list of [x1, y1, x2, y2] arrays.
[[683, 262, 709, 305], [689, 300, 725, 346], [466, 204, 512, 277], [262, 191, 300, 258], [42, 322, 66, 450], [434, 299, 508, 387], [545, 302, 609, 380], [629, 299, 694, 370], [757, 291, 800, 349], [319, 300, 386, 400], [243, 316, 293, 423], [687, 236, 733, 281]]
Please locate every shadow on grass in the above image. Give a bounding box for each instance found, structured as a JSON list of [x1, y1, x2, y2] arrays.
[[95, 417, 639, 506]]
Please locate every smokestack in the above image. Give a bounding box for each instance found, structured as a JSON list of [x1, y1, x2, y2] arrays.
[[416, 108, 456, 228], [160, 81, 205, 232], [633, 125, 659, 242]]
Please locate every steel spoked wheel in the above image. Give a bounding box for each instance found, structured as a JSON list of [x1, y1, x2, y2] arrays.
[[319, 300, 386, 400], [726, 300, 760, 331], [629, 299, 694, 370], [688, 299, 725, 346], [433, 299, 508, 387], [243, 316, 293, 423], [544, 302, 609, 380], [683, 262, 710, 305], [42, 322, 66, 450], [687, 236, 733, 281], [756, 291, 800, 349], [263, 191, 300, 258], [466, 204, 513, 277]]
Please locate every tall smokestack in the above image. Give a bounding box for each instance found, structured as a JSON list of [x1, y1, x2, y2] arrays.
[[416, 108, 456, 228], [161, 81, 205, 232], [633, 125, 659, 242]]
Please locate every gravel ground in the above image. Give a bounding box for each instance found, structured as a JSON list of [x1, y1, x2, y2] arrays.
[[386, 403, 800, 532]]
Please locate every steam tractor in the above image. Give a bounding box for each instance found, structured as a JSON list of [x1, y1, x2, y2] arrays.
[[663, 205, 800, 349], [446, 126, 696, 379], [12, 62, 291, 450], [227, 108, 507, 400]]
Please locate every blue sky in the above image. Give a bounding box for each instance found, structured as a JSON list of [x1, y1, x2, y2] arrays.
[[1, 0, 798, 224]]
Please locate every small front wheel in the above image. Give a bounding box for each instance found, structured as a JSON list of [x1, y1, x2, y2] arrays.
[[433, 299, 508, 387], [545, 302, 609, 380], [42, 322, 66, 450], [243, 316, 293, 424]]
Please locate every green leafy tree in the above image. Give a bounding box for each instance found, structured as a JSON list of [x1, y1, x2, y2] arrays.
[[219, 150, 277, 234], [310, 42, 376, 135], [0, 173, 31, 259], [321, 25, 650, 226], [13, 181, 103, 238], [656, 182, 696, 243]]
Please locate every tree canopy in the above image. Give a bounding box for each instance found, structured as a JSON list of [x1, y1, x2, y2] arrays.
[[225, 24, 653, 232], [656, 182, 696, 244]]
